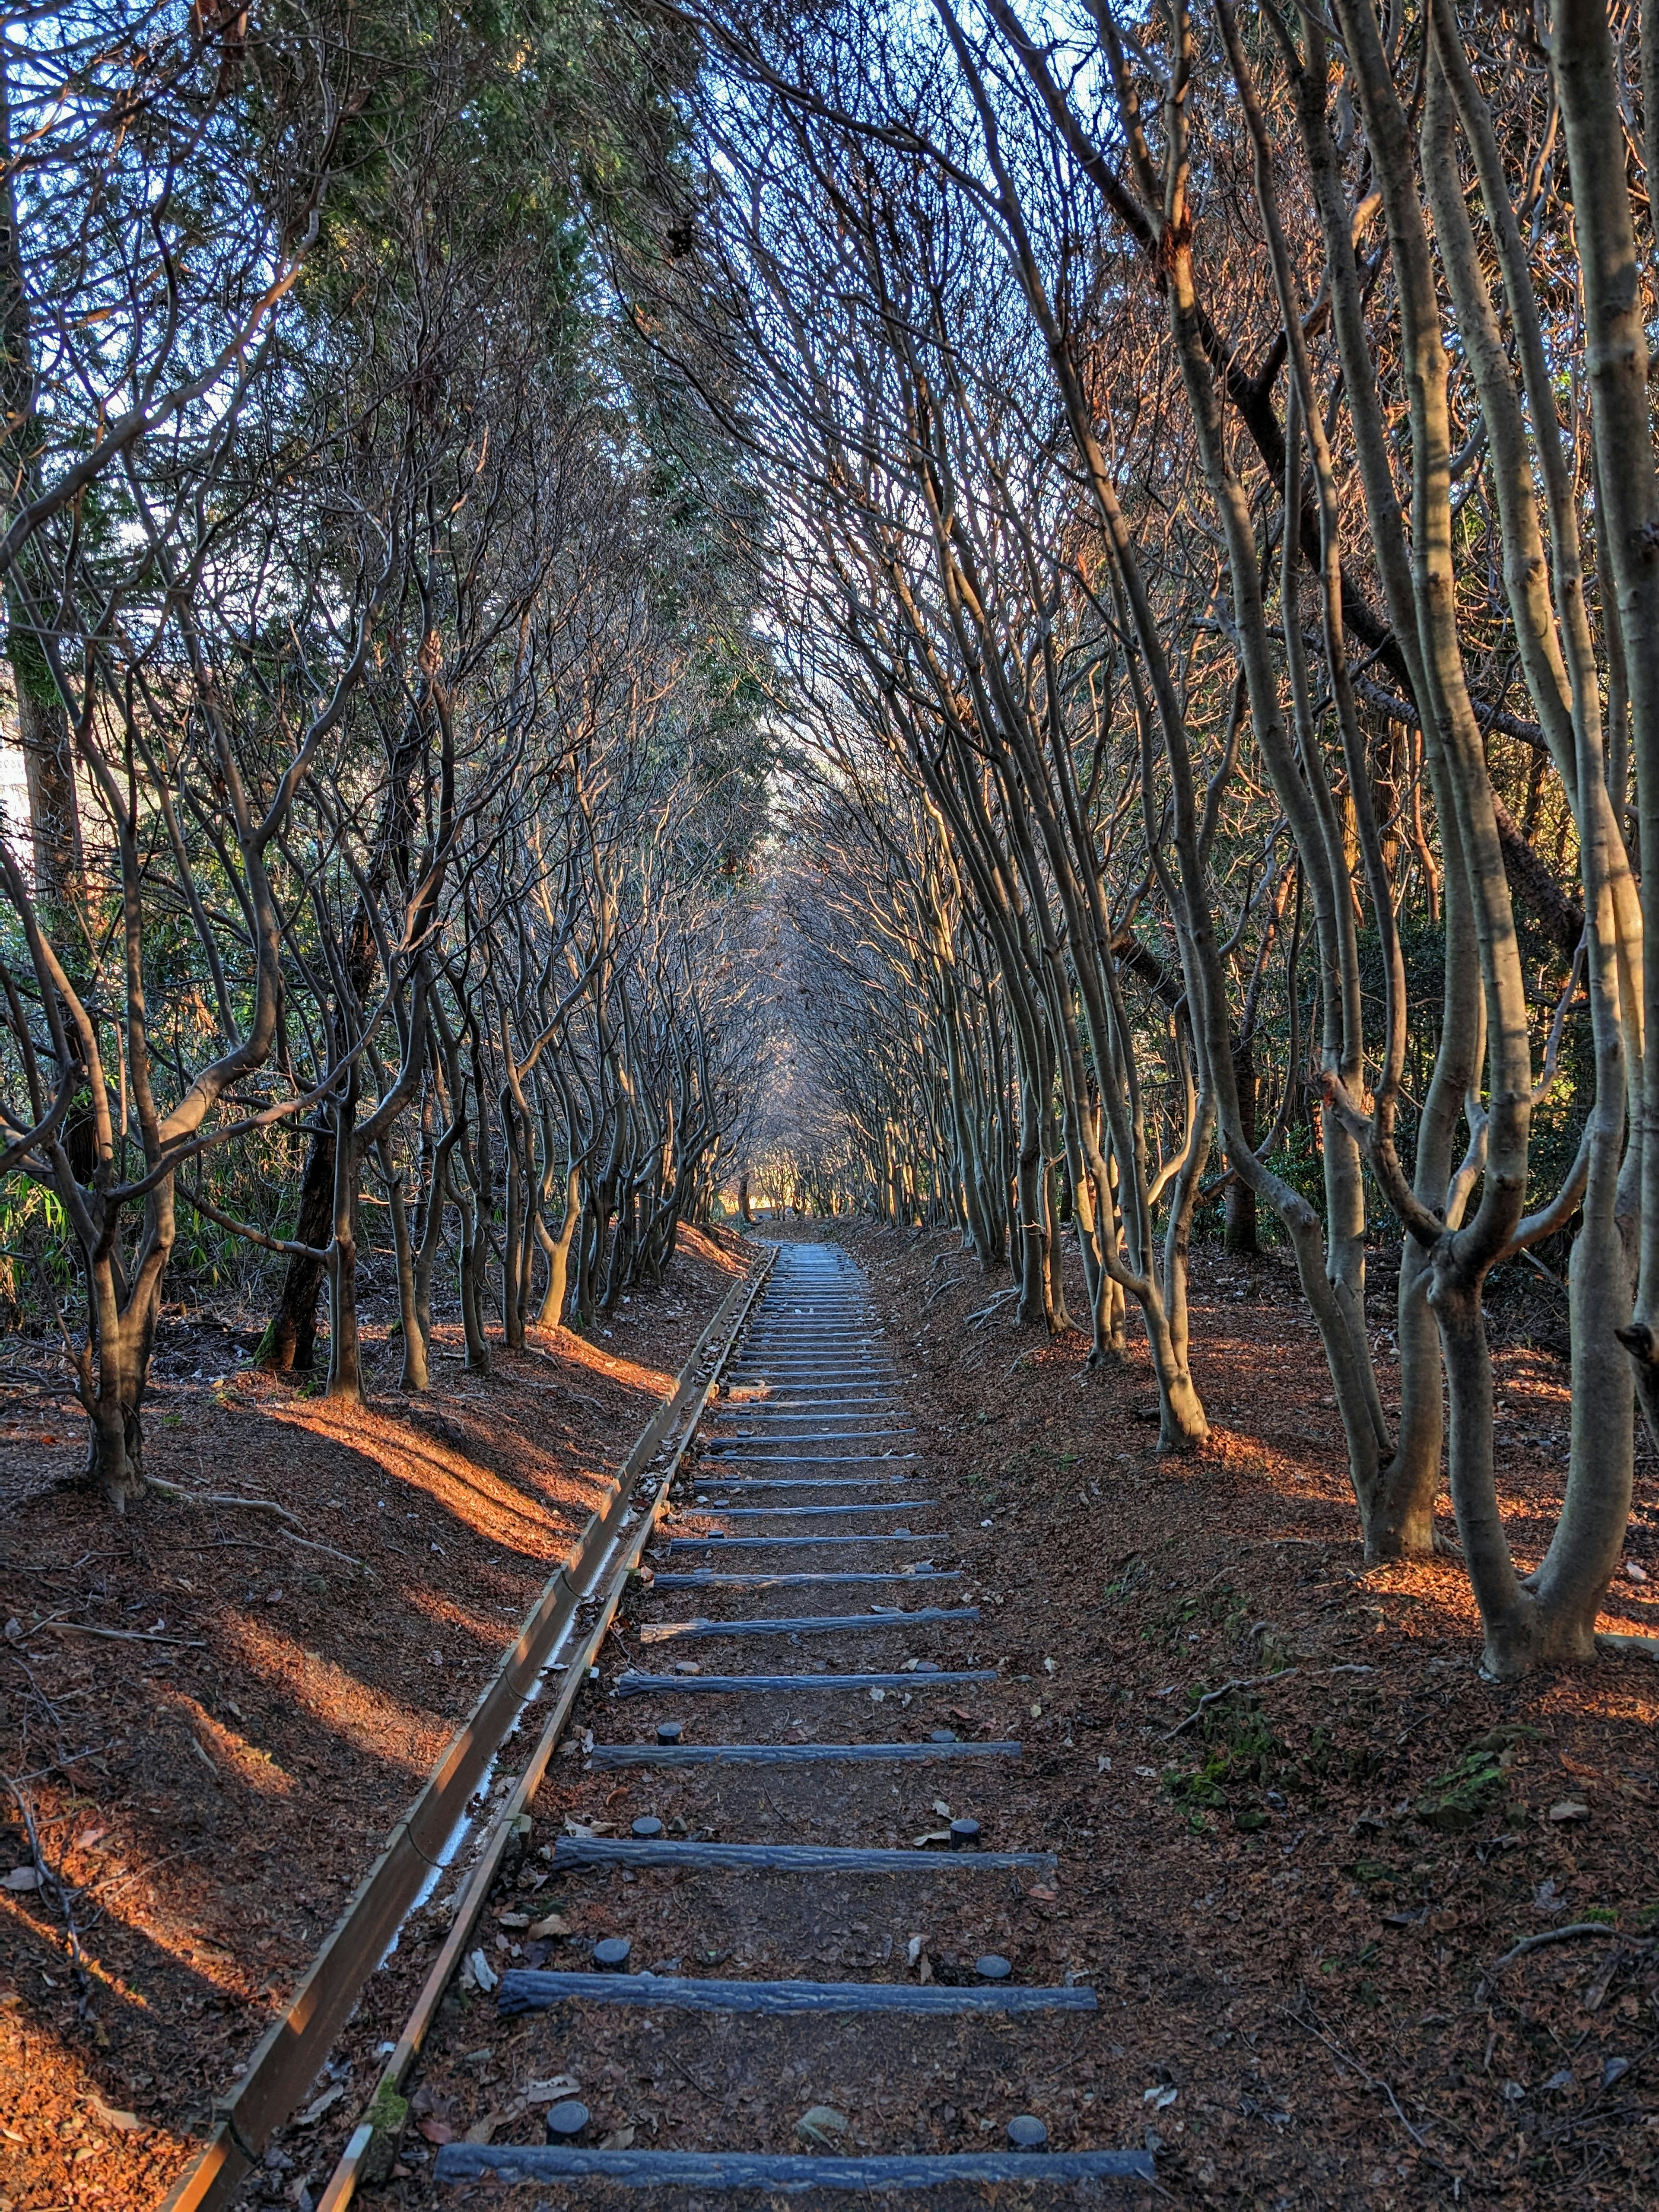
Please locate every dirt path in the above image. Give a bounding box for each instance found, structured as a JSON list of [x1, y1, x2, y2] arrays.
[[8, 1217, 1653, 2212], [0, 1226, 751, 2212], [390, 1224, 1656, 2210], [848, 1224, 1659, 2207]]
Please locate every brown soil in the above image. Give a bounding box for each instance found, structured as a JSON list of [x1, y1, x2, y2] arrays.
[[386, 1225, 1657, 2212], [0, 1224, 751, 2212]]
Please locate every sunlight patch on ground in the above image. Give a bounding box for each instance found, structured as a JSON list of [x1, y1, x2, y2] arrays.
[[531, 1325, 679, 1400], [159, 1691, 295, 1800], [214, 1615, 440, 1778]]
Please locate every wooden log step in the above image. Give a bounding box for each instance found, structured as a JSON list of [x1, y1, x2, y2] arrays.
[[433, 2144, 1154, 2189], [728, 1374, 903, 1386], [695, 1454, 919, 1466], [613, 1669, 995, 1696], [494, 1969, 1093, 2018], [551, 1835, 1052, 1873], [664, 1534, 944, 1550], [681, 1486, 929, 1504], [720, 1395, 900, 1407], [638, 1607, 978, 1644], [649, 1569, 960, 1591], [587, 1739, 1020, 1769], [677, 1502, 937, 1518], [711, 1430, 916, 1442], [720, 1407, 902, 1417], [746, 1334, 882, 1343], [732, 1354, 897, 1364]]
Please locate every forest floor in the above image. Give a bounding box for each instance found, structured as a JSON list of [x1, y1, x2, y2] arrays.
[[371, 1222, 1658, 2212], [3, 1217, 1656, 2212], [799, 1223, 1656, 2206], [0, 1224, 751, 2212]]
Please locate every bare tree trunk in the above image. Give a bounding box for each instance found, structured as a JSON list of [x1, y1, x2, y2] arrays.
[[259, 1134, 334, 1371], [535, 1163, 582, 1328], [501, 1081, 526, 1351], [1223, 1036, 1258, 1256], [380, 1135, 426, 1393], [326, 1076, 364, 1405]]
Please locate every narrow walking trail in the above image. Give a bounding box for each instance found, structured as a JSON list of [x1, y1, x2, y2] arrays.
[[418, 1243, 1151, 2202]]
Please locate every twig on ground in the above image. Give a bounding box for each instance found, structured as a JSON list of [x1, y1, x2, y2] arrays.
[[1287, 1995, 1451, 2171], [660, 2041, 718, 2098], [2, 1770, 91, 2012], [9, 1739, 124, 1787], [96, 1845, 204, 1898], [1161, 1666, 1299, 1738], [964, 1289, 1020, 1328], [39, 1622, 207, 1647], [0, 1551, 116, 1576], [147, 1477, 299, 1523], [281, 1530, 369, 1568], [0, 1641, 67, 1733], [147, 1479, 365, 1567], [1161, 1659, 1371, 1740], [1474, 1922, 1650, 2002], [518, 1375, 605, 1411]]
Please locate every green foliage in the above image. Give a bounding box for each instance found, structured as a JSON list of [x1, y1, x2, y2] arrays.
[[1410, 1725, 1536, 1832]]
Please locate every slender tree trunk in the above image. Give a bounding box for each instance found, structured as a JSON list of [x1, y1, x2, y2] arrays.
[[260, 1134, 334, 1371], [326, 1081, 363, 1405], [1223, 1037, 1258, 1255], [535, 1163, 582, 1328], [381, 1136, 426, 1393], [501, 1084, 526, 1351]]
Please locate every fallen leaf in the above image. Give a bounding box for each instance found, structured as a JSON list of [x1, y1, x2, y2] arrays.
[[911, 1830, 953, 1849], [416, 2117, 454, 2146], [2, 1866, 41, 1891], [466, 1947, 499, 1992], [931, 1799, 950, 1818], [296, 2085, 346, 2127], [1028, 1885, 1058, 1902], [85, 2097, 143, 2135], [797, 2106, 849, 2147], [528, 1913, 571, 1939], [599, 2126, 635, 2151], [495, 1912, 531, 1929], [525, 2075, 582, 2105], [1547, 1801, 1590, 1824], [463, 2114, 499, 2145]]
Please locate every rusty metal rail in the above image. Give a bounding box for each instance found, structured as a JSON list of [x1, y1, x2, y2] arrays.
[[159, 1246, 774, 2212]]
